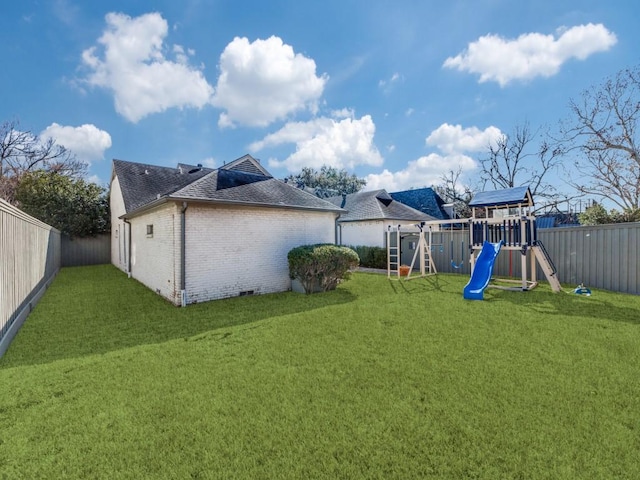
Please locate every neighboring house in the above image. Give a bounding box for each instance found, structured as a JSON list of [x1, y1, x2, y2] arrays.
[[111, 154, 343, 306], [326, 189, 435, 248], [390, 187, 451, 220]]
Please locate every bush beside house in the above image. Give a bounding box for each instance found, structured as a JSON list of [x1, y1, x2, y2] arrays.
[[288, 244, 359, 294], [348, 245, 387, 269]]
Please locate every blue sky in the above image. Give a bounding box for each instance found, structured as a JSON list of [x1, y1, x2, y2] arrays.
[[1, 0, 637, 198]]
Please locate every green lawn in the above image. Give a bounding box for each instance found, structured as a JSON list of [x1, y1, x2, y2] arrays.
[[1, 265, 639, 479]]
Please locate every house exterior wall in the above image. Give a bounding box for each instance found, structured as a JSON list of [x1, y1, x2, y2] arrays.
[[128, 203, 182, 305], [184, 204, 337, 304], [110, 176, 128, 272], [338, 221, 385, 247], [338, 219, 421, 247]]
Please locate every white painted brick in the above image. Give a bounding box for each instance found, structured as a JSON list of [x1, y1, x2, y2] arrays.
[[339, 221, 386, 247], [185, 204, 336, 304], [128, 203, 182, 305], [111, 193, 338, 305], [109, 176, 128, 273]]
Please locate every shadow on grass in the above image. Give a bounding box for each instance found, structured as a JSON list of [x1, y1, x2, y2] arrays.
[[488, 286, 640, 326], [1, 265, 357, 368]]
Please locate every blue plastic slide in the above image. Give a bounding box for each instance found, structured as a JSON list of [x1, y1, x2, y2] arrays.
[[463, 241, 504, 300]]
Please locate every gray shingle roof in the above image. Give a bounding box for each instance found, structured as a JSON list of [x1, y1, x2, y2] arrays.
[[171, 169, 343, 211], [390, 187, 450, 220], [113, 159, 214, 212], [113, 156, 343, 215], [326, 189, 435, 222]]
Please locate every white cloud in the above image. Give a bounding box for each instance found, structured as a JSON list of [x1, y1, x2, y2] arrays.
[[379, 72, 403, 93], [40, 123, 112, 163], [252, 115, 383, 171], [81, 12, 214, 122], [364, 153, 477, 192], [364, 122, 501, 192], [443, 23, 617, 86], [213, 36, 327, 128], [201, 157, 216, 168], [426, 123, 502, 155]]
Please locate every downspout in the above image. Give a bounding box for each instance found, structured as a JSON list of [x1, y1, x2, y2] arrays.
[[123, 218, 132, 278], [180, 202, 188, 307]]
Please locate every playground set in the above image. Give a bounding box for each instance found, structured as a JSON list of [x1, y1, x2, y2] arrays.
[[386, 186, 562, 300]]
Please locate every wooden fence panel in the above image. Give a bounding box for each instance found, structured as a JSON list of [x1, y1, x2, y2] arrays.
[[0, 199, 60, 357], [61, 234, 110, 267]]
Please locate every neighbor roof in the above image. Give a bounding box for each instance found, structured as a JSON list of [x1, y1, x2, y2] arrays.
[[326, 190, 435, 222], [390, 187, 450, 220], [469, 186, 533, 208], [113, 155, 343, 218]]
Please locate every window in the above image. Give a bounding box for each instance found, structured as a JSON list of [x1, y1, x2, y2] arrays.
[[146, 224, 154, 237]]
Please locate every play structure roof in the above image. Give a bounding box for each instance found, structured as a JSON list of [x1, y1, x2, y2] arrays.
[[469, 186, 533, 208]]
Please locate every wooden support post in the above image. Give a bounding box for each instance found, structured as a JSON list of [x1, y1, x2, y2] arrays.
[[521, 247, 528, 290]]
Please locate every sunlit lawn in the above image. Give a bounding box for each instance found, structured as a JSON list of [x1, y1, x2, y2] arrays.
[[1, 265, 639, 479]]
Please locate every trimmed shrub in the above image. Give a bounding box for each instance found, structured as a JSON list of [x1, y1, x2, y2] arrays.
[[288, 244, 360, 294], [347, 245, 387, 269]]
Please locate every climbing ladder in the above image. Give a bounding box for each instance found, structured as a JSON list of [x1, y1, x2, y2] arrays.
[[532, 241, 562, 292], [387, 228, 400, 278]]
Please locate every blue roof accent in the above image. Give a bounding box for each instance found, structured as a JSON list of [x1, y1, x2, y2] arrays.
[[537, 213, 580, 228], [389, 187, 450, 220], [536, 216, 556, 229], [469, 186, 533, 208]]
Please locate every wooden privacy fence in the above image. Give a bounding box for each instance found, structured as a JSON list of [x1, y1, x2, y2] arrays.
[[0, 199, 61, 357], [424, 222, 640, 295], [62, 234, 110, 267]]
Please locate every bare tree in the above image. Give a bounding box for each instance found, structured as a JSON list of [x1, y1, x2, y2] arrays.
[[479, 122, 563, 200], [559, 65, 640, 211], [0, 119, 87, 203], [433, 167, 474, 218]]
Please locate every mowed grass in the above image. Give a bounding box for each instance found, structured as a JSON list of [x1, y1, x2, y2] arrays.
[[1, 266, 639, 479]]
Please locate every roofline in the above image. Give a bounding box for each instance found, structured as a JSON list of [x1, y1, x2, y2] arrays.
[[336, 216, 435, 223], [120, 195, 344, 219]]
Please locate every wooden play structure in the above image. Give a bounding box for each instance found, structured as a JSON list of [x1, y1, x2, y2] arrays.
[[387, 186, 562, 298]]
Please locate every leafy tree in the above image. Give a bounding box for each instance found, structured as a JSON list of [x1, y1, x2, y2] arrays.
[[578, 202, 640, 225], [15, 171, 109, 237], [559, 65, 640, 210], [0, 119, 87, 203], [479, 122, 563, 200], [578, 203, 613, 225], [285, 165, 366, 197]]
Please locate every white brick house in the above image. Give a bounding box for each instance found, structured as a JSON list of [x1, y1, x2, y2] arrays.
[[111, 155, 342, 306], [326, 190, 435, 248]]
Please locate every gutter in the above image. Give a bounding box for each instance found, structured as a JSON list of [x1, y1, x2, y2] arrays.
[[180, 202, 188, 307], [123, 218, 132, 278]]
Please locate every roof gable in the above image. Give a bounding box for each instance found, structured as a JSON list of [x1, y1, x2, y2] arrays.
[[221, 154, 270, 176]]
